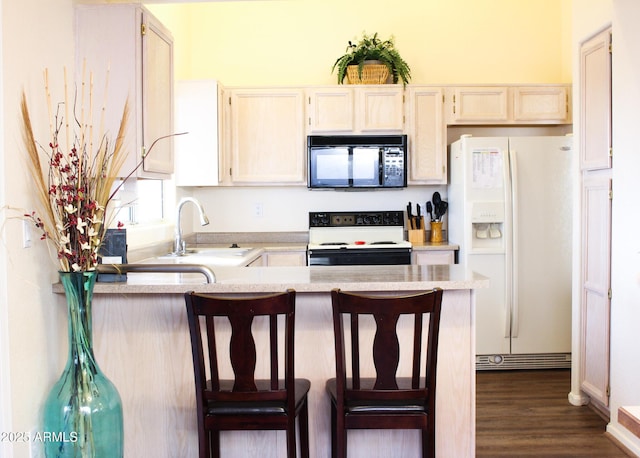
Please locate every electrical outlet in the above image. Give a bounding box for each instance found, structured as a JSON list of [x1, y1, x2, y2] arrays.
[[254, 203, 264, 218]]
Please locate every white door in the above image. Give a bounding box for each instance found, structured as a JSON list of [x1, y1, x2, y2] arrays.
[[580, 174, 612, 406], [580, 29, 612, 170], [508, 136, 573, 354]]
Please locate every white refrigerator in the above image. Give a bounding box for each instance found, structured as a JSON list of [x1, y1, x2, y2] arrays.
[[448, 135, 573, 370]]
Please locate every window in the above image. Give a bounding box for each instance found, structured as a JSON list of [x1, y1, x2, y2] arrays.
[[109, 179, 164, 226]]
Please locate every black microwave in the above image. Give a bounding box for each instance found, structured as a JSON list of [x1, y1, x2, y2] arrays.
[[307, 135, 407, 189]]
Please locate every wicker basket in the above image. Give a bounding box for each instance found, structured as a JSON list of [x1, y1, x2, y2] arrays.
[[346, 64, 390, 84]]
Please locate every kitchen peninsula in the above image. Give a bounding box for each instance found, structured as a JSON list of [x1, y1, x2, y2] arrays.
[[58, 264, 487, 457]]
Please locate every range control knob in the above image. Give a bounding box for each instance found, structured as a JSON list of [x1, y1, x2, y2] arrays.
[[309, 213, 330, 227]]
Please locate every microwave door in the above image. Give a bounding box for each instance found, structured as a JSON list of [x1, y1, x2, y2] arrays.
[[352, 147, 381, 187], [311, 147, 350, 187]]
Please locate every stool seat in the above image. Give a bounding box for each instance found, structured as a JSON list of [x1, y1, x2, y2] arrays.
[[326, 378, 428, 414], [205, 379, 311, 416]]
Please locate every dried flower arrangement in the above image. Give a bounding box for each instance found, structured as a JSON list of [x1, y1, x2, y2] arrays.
[[20, 68, 130, 272], [20, 68, 181, 273]]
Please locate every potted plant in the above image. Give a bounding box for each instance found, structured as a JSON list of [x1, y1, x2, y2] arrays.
[[332, 32, 411, 86]]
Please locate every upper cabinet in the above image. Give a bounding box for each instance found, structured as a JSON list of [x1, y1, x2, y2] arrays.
[[222, 88, 306, 185], [580, 30, 612, 170], [75, 4, 174, 179], [446, 86, 509, 123], [512, 86, 570, 122], [445, 85, 571, 125], [405, 86, 446, 184], [307, 86, 404, 133], [174, 80, 222, 187]]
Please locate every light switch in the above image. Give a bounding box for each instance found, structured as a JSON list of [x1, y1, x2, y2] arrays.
[[22, 220, 32, 248]]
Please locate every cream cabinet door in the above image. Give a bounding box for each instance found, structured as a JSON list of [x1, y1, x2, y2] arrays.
[[141, 12, 174, 175], [580, 173, 612, 406], [406, 86, 446, 184], [75, 4, 174, 179], [174, 80, 221, 187], [357, 86, 404, 132], [264, 250, 307, 266], [307, 86, 404, 134], [412, 250, 455, 265], [226, 88, 306, 185], [446, 86, 509, 123], [307, 87, 354, 132], [580, 29, 612, 170], [513, 86, 570, 123]]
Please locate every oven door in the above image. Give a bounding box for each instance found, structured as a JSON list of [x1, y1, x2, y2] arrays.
[[307, 247, 412, 266]]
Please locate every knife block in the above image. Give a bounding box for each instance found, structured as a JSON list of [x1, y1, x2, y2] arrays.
[[408, 217, 426, 244]]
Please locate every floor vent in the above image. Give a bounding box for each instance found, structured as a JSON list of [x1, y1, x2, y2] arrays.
[[476, 353, 571, 370]]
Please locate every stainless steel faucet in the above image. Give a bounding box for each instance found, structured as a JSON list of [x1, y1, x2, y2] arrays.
[[173, 197, 210, 255]]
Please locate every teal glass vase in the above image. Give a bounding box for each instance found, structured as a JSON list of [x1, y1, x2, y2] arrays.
[[43, 271, 124, 457]]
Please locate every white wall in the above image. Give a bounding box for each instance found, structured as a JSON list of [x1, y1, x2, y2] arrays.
[[607, 0, 640, 453], [0, 1, 75, 457], [192, 186, 447, 233]]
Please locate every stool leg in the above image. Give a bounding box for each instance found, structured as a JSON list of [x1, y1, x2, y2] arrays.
[[330, 401, 337, 458], [211, 430, 220, 458], [286, 413, 297, 458], [299, 397, 310, 458]]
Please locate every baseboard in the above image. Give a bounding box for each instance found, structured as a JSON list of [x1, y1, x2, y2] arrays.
[[606, 423, 640, 457], [589, 399, 611, 422]]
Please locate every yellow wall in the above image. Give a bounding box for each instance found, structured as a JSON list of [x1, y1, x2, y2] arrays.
[[148, 0, 572, 86]]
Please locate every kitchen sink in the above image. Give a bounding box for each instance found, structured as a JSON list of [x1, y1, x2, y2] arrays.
[[186, 248, 254, 257], [157, 247, 261, 267]]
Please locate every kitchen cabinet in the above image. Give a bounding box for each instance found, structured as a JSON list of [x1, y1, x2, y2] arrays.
[[75, 4, 174, 179], [412, 250, 455, 266], [580, 29, 612, 170], [307, 85, 404, 133], [446, 86, 509, 124], [223, 88, 306, 185], [405, 86, 447, 184], [512, 86, 570, 123], [263, 250, 307, 267], [174, 80, 223, 187], [445, 85, 571, 125]]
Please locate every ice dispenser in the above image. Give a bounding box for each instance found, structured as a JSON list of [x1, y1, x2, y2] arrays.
[[471, 202, 504, 251]]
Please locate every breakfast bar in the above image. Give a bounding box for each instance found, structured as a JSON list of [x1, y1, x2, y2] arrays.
[[62, 264, 487, 457]]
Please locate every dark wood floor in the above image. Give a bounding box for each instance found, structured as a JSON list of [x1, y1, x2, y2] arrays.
[[476, 369, 632, 457]]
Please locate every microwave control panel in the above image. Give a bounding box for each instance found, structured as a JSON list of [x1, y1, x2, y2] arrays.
[[382, 147, 406, 187]]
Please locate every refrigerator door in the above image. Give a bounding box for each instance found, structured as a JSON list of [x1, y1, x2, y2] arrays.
[[449, 136, 511, 355], [508, 136, 573, 354]]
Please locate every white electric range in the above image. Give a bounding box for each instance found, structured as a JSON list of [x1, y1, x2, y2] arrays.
[[307, 211, 412, 266]]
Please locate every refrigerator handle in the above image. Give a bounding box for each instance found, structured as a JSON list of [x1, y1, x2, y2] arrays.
[[508, 148, 519, 338], [503, 148, 513, 339]]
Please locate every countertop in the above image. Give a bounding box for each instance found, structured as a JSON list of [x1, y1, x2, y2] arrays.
[[187, 241, 460, 252], [66, 264, 487, 294]]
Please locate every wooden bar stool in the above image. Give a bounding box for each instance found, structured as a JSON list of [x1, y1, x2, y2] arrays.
[[185, 289, 310, 458], [326, 288, 444, 458]]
